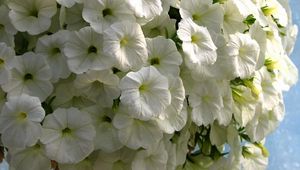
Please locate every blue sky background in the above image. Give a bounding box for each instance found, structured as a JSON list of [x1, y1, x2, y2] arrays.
[[265, 0, 300, 169]]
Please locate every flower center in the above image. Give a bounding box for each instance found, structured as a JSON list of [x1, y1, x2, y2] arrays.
[[24, 73, 33, 81], [88, 45, 97, 54], [192, 14, 201, 21], [18, 112, 27, 120], [191, 35, 200, 43], [102, 115, 112, 123], [102, 8, 113, 17], [150, 57, 160, 65], [120, 37, 128, 47], [0, 58, 4, 65], [52, 47, 61, 55], [139, 84, 148, 92], [29, 8, 39, 17], [62, 127, 72, 135]]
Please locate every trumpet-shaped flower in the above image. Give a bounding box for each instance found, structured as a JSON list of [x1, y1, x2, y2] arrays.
[[8, 0, 57, 35], [119, 66, 171, 120], [113, 112, 163, 150], [142, 12, 176, 38], [125, 0, 163, 20], [93, 148, 135, 170], [74, 69, 120, 107], [155, 78, 186, 134], [0, 95, 45, 148], [145, 36, 182, 77], [35, 30, 71, 82], [226, 32, 260, 79], [82, 0, 135, 34], [2, 52, 53, 101], [9, 143, 51, 170], [83, 105, 123, 152], [189, 80, 224, 126], [0, 42, 15, 84], [64, 26, 115, 74], [179, 0, 224, 33], [40, 107, 96, 164], [178, 19, 217, 66], [103, 21, 148, 71], [131, 141, 168, 170], [57, 0, 82, 8]]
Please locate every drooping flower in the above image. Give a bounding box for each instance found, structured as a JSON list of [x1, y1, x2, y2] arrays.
[[1, 52, 53, 101], [0, 95, 45, 148], [40, 107, 96, 164], [103, 21, 148, 71], [119, 66, 171, 120], [64, 26, 115, 74], [8, 0, 57, 35]]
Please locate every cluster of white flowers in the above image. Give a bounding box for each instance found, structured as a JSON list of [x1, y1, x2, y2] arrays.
[[0, 0, 298, 169]]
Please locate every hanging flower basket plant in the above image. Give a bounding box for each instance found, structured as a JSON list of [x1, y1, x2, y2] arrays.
[[0, 0, 298, 169]]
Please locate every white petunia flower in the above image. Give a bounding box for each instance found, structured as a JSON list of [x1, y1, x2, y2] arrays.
[[125, 0, 163, 20], [60, 3, 89, 31], [52, 77, 95, 109], [0, 5, 17, 46], [0, 42, 15, 85], [59, 158, 94, 170], [246, 101, 284, 142], [209, 122, 227, 146], [74, 69, 120, 107], [131, 141, 168, 170], [119, 66, 171, 120], [0, 95, 45, 148], [222, 0, 248, 35], [189, 80, 223, 126], [103, 21, 148, 71], [112, 111, 163, 150], [226, 32, 260, 79], [253, 67, 280, 110], [8, 0, 57, 35], [179, 0, 224, 33], [155, 78, 186, 134], [57, 0, 82, 8], [241, 143, 268, 170], [82, 0, 135, 34], [249, 22, 267, 70], [83, 105, 123, 152], [9, 143, 51, 170], [2, 52, 53, 101], [231, 85, 257, 127], [64, 26, 115, 74], [142, 12, 176, 38], [93, 148, 135, 170], [145, 36, 182, 77], [40, 107, 96, 164], [259, 0, 288, 27], [178, 19, 217, 66], [35, 30, 71, 83]]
